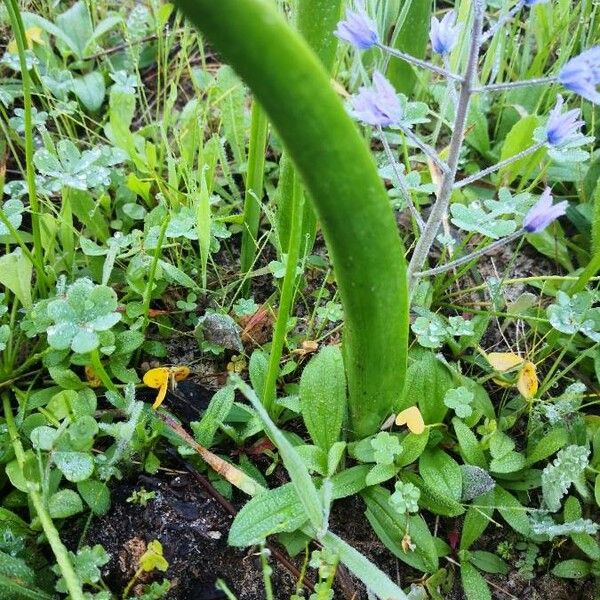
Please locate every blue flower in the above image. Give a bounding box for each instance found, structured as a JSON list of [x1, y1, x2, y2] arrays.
[[334, 5, 379, 50], [349, 71, 402, 126], [558, 46, 600, 104], [545, 95, 584, 146], [429, 11, 461, 56], [523, 0, 550, 6], [523, 188, 568, 233]]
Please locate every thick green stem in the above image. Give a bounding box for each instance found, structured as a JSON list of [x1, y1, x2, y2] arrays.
[[263, 173, 304, 415], [4, 0, 46, 293], [175, 0, 408, 437], [276, 0, 342, 256], [2, 395, 84, 600], [240, 101, 269, 296]]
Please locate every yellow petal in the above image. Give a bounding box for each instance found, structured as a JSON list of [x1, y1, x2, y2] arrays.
[[517, 362, 538, 399], [143, 367, 169, 389], [152, 381, 168, 409], [486, 352, 524, 372], [395, 406, 425, 435], [171, 366, 190, 382]]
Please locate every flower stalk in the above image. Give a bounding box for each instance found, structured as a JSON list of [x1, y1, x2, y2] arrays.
[[407, 0, 486, 286], [453, 141, 545, 190]]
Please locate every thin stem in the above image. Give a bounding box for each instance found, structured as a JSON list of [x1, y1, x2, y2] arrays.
[[377, 43, 464, 82], [407, 0, 485, 286], [378, 127, 425, 232], [90, 349, 118, 394], [2, 394, 84, 600], [481, 1, 524, 42], [454, 142, 545, 189], [3, 0, 46, 292], [474, 76, 557, 93], [240, 101, 269, 296], [398, 123, 450, 174], [262, 173, 304, 415], [415, 230, 524, 277], [141, 215, 170, 332]]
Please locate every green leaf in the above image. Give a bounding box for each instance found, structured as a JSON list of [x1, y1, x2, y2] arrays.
[[216, 65, 247, 167], [191, 386, 235, 447], [55, 0, 93, 58], [53, 451, 94, 482], [385, 0, 431, 95], [551, 559, 591, 579], [452, 418, 487, 469], [249, 349, 268, 401], [77, 480, 111, 515], [419, 448, 462, 502], [72, 72, 106, 113], [48, 489, 84, 519], [396, 430, 429, 467], [300, 345, 346, 452], [140, 540, 169, 572], [403, 472, 464, 517], [365, 463, 398, 486], [399, 351, 454, 424], [0, 249, 32, 308], [499, 115, 545, 185], [330, 465, 370, 500], [461, 561, 491, 600], [228, 483, 307, 546], [460, 491, 495, 550], [494, 486, 532, 538], [363, 486, 438, 573], [235, 378, 323, 533], [469, 551, 508, 575], [321, 531, 408, 599], [526, 427, 569, 466]]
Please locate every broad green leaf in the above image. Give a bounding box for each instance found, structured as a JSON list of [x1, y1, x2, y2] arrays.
[[452, 418, 487, 469], [216, 66, 247, 168], [330, 465, 370, 500], [72, 72, 106, 113], [363, 486, 438, 573], [494, 486, 532, 538], [526, 427, 569, 466], [399, 351, 454, 424], [460, 491, 494, 550], [499, 115, 545, 185], [77, 480, 111, 515], [461, 561, 491, 600], [55, 0, 93, 58], [48, 489, 84, 519], [191, 386, 235, 447], [235, 379, 323, 533], [53, 451, 94, 482], [386, 0, 430, 95], [300, 345, 346, 452], [228, 483, 306, 546], [419, 448, 462, 502], [551, 559, 591, 579], [403, 472, 464, 517], [0, 249, 32, 308]]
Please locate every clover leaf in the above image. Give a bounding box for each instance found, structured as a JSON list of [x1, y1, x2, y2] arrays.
[[0, 199, 25, 236], [371, 432, 402, 465], [547, 291, 600, 343], [450, 201, 517, 239], [389, 481, 420, 514], [33, 140, 119, 193], [46, 278, 121, 354], [443, 386, 474, 419]]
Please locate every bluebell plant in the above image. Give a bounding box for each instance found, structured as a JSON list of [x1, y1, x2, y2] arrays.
[[336, 0, 598, 285]]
